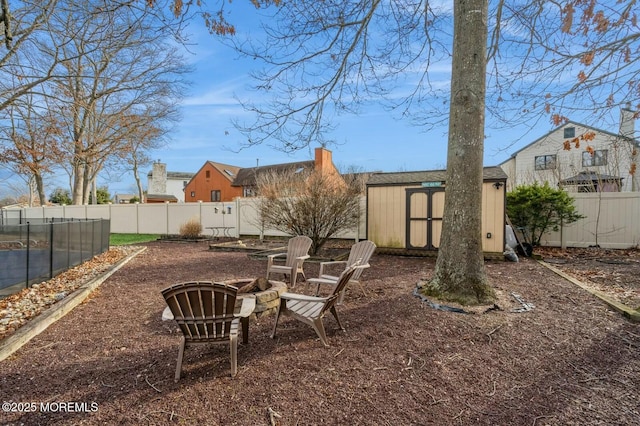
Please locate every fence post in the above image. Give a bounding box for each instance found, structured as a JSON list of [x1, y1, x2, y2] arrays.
[[49, 220, 54, 279], [80, 219, 84, 262], [67, 221, 70, 270], [26, 223, 30, 288], [234, 198, 240, 238]]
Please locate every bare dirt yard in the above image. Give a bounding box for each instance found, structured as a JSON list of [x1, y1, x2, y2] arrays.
[[1, 240, 639, 425]]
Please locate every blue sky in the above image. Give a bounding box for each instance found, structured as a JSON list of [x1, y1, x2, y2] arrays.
[[104, 9, 525, 195], [0, 2, 631, 198]]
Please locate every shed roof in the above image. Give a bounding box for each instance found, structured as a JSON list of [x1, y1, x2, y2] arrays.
[[366, 166, 507, 186]]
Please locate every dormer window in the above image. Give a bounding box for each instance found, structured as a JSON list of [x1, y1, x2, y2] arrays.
[[564, 127, 575, 138]]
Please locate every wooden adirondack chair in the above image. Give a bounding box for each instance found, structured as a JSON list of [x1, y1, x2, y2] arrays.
[[161, 281, 255, 381], [271, 262, 361, 347], [266, 236, 312, 288], [307, 240, 376, 304]]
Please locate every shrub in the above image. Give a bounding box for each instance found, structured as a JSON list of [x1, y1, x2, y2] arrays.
[[49, 188, 72, 205], [507, 183, 584, 246], [179, 218, 202, 239], [256, 168, 362, 254]]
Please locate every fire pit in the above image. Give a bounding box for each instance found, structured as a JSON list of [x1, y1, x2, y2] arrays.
[[223, 278, 287, 318]]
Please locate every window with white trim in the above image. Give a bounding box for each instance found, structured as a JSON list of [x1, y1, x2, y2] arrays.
[[534, 155, 557, 170], [582, 150, 607, 167], [564, 127, 575, 138]]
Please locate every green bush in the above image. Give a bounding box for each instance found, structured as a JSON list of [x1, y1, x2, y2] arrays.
[[179, 218, 202, 239], [49, 188, 72, 205], [506, 183, 584, 246], [88, 186, 111, 204]]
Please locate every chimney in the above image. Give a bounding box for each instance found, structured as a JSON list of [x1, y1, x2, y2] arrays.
[[149, 162, 167, 194], [619, 103, 636, 139], [315, 147, 333, 173]]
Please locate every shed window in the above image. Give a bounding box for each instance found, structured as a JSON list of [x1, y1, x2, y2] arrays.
[[582, 150, 607, 167], [564, 127, 575, 138], [211, 190, 221, 202], [534, 155, 556, 170]]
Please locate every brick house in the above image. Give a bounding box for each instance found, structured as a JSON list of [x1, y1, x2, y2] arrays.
[[184, 147, 343, 202]]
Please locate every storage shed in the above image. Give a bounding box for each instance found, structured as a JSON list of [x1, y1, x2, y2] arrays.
[[366, 167, 507, 257]]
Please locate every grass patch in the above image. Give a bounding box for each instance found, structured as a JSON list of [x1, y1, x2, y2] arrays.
[[110, 233, 160, 246]]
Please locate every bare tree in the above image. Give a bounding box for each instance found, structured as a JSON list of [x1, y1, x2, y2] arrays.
[[256, 167, 361, 254], [187, 0, 637, 304], [115, 115, 167, 202], [0, 0, 59, 113], [1, 1, 189, 201], [0, 94, 64, 205], [423, 0, 493, 304], [37, 1, 188, 204]]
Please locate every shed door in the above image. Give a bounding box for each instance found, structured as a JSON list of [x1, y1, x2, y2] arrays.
[[406, 188, 445, 250]]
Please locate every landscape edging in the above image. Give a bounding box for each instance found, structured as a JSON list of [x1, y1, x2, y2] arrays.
[[0, 246, 147, 362], [538, 260, 640, 323]]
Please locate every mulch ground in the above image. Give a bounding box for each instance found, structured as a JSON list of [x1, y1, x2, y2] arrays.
[[1, 240, 639, 425]]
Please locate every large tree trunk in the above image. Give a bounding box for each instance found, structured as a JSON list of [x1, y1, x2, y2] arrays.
[[82, 170, 91, 205], [72, 159, 85, 205], [423, 0, 494, 305], [34, 173, 46, 206], [132, 160, 144, 202]]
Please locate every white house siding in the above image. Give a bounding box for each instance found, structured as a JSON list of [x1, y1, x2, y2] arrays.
[[164, 178, 189, 202], [503, 123, 638, 192]]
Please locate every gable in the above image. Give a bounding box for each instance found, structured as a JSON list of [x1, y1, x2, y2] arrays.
[[184, 161, 242, 189], [504, 121, 636, 163]]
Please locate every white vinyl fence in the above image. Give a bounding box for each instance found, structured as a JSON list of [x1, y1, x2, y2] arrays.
[[3, 193, 638, 248], [539, 192, 640, 249], [2, 197, 368, 241]]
